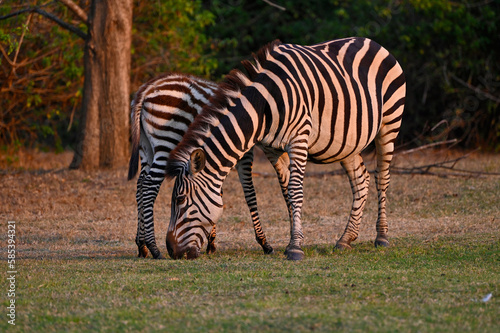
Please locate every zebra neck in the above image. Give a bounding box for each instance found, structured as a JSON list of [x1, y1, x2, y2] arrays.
[[200, 97, 267, 180]]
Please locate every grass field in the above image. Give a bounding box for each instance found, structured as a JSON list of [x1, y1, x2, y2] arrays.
[[1, 149, 499, 332]]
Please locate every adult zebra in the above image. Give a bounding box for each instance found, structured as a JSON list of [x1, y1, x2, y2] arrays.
[[128, 73, 287, 259], [165, 37, 406, 260]]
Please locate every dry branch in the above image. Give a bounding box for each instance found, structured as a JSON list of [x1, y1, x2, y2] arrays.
[[251, 146, 499, 179], [391, 149, 500, 178], [57, 0, 89, 24], [262, 0, 287, 11], [0, 6, 87, 40], [449, 72, 500, 104], [396, 139, 459, 155]]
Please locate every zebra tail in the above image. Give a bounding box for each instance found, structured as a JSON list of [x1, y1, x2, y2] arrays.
[[127, 92, 144, 180]]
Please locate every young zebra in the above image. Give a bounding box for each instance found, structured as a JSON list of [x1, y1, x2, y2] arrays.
[[128, 73, 287, 259], [164, 37, 406, 260]]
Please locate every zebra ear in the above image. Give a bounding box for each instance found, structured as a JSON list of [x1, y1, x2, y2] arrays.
[[189, 148, 206, 175]]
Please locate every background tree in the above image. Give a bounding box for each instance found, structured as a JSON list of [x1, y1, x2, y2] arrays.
[[0, 0, 215, 168], [69, 0, 133, 170], [1, 0, 132, 170], [1, 0, 498, 157]]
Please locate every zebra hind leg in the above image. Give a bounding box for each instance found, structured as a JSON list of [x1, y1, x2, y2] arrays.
[[236, 148, 274, 254], [374, 126, 397, 248], [271, 152, 293, 256], [135, 169, 149, 258], [336, 154, 370, 251], [142, 173, 165, 259]]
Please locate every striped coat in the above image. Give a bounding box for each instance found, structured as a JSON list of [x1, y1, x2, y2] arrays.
[[165, 38, 406, 260], [128, 73, 288, 258]]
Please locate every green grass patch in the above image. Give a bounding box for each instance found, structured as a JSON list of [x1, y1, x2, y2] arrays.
[[4, 234, 499, 332]]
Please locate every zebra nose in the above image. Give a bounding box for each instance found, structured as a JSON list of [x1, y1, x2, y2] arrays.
[[186, 246, 200, 260], [166, 232, 201, 260]]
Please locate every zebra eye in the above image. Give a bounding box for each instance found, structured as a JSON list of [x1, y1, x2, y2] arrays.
[[176, 195, 186, 205]]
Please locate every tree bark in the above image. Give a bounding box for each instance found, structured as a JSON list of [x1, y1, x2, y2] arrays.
[[70, 0, 132, 170]]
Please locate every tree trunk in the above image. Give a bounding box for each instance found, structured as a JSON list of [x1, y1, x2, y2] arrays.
[[70, 0, 132, 170]]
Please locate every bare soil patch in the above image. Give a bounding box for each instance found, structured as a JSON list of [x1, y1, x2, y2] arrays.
[[1, 149, 499, 259]]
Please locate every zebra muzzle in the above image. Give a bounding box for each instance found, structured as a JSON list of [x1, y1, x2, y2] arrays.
[[166, 232, 201, 260]]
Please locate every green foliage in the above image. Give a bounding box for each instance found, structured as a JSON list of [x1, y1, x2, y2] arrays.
[[1, 0, 498, 150], [0, 26, 22, 56], [205, 0, 500, 150], [1, 0, 218, 149], [0, 5, 27, 58], [132, 0, 217, 80], [0, 1, 86, 149], [385, 1, 500, 150]]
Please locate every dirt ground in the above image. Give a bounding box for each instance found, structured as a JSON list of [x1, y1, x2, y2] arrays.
[[1, 148, 499, 259]]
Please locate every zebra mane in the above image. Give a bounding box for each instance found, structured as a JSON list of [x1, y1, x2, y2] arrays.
[[165, 40, 282, 179]]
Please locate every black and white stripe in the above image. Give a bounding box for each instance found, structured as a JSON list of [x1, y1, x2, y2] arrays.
[[165, 37, 406, 260], [128, 73, 282, 258]]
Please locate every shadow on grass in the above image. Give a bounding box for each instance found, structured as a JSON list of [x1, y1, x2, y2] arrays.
[[18, 234, 498, 262], [19, 248, 138, 261]]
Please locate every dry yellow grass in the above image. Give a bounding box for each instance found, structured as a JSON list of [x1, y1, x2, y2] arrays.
[[1, 149, 499, 259]]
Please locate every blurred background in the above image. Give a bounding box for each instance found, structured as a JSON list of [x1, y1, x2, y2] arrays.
[[1, 0, 499, 156]]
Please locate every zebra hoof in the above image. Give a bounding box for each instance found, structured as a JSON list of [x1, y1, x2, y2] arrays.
[[374, 238, 390, 248], [152, 252, 166, 259], [286, 247, 305, 261], [262, 243, 274, 255], [334, 242, 352, 251], [207, 243, 216, 255], [137, 245, 148, 258], [150, 247, 164, 259]]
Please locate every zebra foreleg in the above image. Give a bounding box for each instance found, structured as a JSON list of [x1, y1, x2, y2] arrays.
[[262, 147, 292, 219], [236, 148, 274, 254], [142, 174, 165, 259], [262, 147, 293, 255], [336, 154, 370, 250], [284, 141, 309, 260], [206, 225, 217, 254]]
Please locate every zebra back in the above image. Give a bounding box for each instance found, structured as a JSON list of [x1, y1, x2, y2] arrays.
[[164, 37, 406, 260], [127, 73, 217, 180]]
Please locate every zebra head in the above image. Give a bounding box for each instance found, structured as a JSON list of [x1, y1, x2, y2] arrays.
[[166, 149, 224, 259]]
